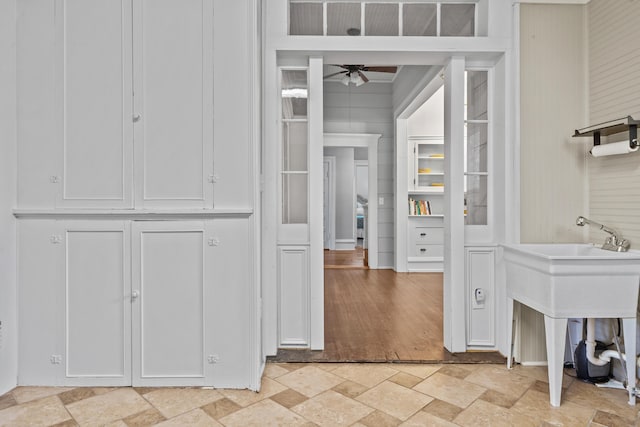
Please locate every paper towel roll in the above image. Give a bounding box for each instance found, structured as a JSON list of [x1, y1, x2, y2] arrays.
[[590, 141, 639, 157]]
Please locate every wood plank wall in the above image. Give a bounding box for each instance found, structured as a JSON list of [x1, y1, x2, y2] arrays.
[[587, 0, 640, 247], [324, 81, 395, 268], [518, 3, 588, 364]]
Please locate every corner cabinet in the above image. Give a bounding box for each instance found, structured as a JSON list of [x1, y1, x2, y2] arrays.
[[407, 137, 444, 272]]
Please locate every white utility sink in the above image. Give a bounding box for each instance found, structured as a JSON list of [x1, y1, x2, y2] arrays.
[[502, 243, 640, 407]]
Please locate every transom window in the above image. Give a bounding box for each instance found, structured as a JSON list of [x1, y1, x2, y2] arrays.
[[289, 1, 481, 37]]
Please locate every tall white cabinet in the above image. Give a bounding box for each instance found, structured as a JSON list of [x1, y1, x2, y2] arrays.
[[16, 0, 260, 388]]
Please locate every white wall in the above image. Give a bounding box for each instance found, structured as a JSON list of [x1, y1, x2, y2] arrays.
[[518, 3, 588, 363], [0, 0, 18, 395], [324, 81, 394, 267], [407, 86, 444, 136], [586, 0, 640, 247], [323, 147, 355, 242]]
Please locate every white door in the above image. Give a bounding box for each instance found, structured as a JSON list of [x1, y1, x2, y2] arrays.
[[323, 157, 336, 250], [132, 221, 210, 386], [54, 0, 133, 208], [62, 221, 131, 386], [133, 0, 214, 209]]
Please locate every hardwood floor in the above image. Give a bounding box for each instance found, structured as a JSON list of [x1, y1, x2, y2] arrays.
[[324, 247, 367, 269], [324, 269, 445, 361]]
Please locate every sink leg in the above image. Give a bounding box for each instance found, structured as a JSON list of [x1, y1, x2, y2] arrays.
[[622, 317, 637, 405], [507, 298, 515, 369], [544, 316, 568, 407]]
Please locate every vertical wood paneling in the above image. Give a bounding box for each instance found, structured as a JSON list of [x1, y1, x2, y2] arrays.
[[587, 0, 640, 248], [324, 82, 394, 267], [519, 4, 588, 363]]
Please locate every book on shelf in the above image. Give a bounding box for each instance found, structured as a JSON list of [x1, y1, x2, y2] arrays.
[[408, 198, 432, 215]]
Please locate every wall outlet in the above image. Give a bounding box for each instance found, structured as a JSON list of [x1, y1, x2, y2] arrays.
[[473, 288, 486, 309]]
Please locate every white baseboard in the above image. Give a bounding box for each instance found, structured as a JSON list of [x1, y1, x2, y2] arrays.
[[335, 239, 355, 251]]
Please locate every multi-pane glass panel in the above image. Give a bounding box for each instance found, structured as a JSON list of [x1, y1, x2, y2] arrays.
[[365, 4, 398, 36], [327, 3, 361, 36], [289, 3, 323, 35], [289, 1, 477, 37], [403, 4, 437, 36], [281, 69, 309, 225], [441, 4, 475, 37], [465, 70, 488, 226]]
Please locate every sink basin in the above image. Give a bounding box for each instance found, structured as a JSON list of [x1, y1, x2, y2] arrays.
[[502, 243, 640, 318], [502, 243, 640, 407]]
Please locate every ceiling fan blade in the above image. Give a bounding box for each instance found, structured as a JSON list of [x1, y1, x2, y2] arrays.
[[323, 71, 348, 79], [357, 70, 369, 83], [362, 66, 398, 73]]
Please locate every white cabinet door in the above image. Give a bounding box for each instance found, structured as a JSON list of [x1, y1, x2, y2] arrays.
[[63, 221, 132, 385], [132, 221, 211, 386], [54, 0, 134, 208], [278, 246, 309, 347], [466, 247, 495, 348], [133, 0, 214, 209]]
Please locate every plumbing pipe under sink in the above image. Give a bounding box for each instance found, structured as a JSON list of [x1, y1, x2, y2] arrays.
[[585, 318, 640, 373]]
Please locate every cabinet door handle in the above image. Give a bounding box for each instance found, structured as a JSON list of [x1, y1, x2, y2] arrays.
[[133, 114, 141, 123], [420, 248, 427, 253], [132, 290, 140, 301], [420, 233, 427, 237]]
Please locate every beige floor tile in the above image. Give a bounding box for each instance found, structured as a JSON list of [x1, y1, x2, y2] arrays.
[[393, 364, 442, 379], [388, 372, 423, 389], [0, 395, 71, 427], [264, 363, 291, 379], [291, 390, 374, 427], [332, 380, 369, 399], [122, 407, 166, 426], [66, 388, 151, 425], [331, 364, 398, 388], [315, 363, 346, 372], [0, 394, 16, 411], [464, 365, 535, 398], [413, 372, 486, 409], [144, 388, 223, 419], [511, 389, 595, 427], [220, 377, 286, 407], [358, 410, 402, 427], [356, 381, 433, 421], [155, 408, 222, 427], [270, 389, 309, 408], [276, 366, 344, 398], [454, 399, 538, 427], [510, 365, 574, 389], [201, 397, 242, 420], [592, 409, 636, 427], [562, 379, 638, 423], [400, 411, 458, 426], [103, 421, 127, 427], [219, 399, 308, 427], [477, 388, 519, 409], [11, 386, 73, 404], [58, 388, 96, 406], [422, 399, 463, 422], [437, 365, 472, 380], [50, 419, 79, 427]]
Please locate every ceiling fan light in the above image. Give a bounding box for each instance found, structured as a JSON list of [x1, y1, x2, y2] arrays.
[[340, 74, 350, 86], [353, 74, 365, 86]]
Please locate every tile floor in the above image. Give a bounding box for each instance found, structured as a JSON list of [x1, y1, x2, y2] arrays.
[[0, 362, 638, 426]]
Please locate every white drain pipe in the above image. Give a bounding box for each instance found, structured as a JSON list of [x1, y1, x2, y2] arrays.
[[585, 318, 640, 369]]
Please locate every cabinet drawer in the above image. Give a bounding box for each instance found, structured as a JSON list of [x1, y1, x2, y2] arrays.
[[413, 244, 444, 257], [413, 227, 444, 244]]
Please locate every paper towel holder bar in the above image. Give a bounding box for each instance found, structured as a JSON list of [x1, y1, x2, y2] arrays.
[[573, 115, 639, 148]]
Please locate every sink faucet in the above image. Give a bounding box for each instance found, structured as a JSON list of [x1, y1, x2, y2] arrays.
[[576, 216, 630, 252]]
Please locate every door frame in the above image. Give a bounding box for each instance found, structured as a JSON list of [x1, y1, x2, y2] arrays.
[[323, 156, 336, 250], [323, 133, 380, 269]]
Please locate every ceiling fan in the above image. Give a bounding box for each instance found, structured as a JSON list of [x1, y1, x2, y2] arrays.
[[324, 65, 397, 86]]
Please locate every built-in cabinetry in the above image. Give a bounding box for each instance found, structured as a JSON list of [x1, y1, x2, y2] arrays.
[[16, 0, 259, 388], [407, 137, 444, 272]]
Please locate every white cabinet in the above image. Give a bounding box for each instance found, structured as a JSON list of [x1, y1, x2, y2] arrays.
[[27, 0, 214, 210], [18, 220, 217, 387], [409, 138, 445, 192], [278, 246, 309, 347]]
